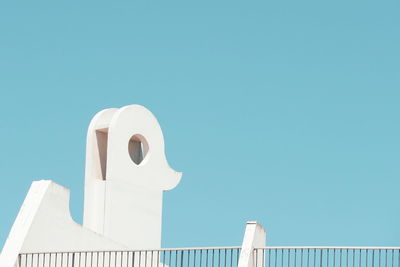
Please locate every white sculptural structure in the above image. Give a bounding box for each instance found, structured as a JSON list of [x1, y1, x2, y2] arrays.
[[0, 105, 183, 266], [84, 105, 182, 249], [1, 104, 389, 267]]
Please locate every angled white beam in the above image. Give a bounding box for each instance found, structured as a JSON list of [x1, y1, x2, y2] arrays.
[[0, 180, 126, 267]]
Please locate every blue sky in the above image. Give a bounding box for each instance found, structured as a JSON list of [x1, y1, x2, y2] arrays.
[[0, 0, 399, 249]]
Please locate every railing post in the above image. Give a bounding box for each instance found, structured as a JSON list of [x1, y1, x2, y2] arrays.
[[238, 221, 266, 267]]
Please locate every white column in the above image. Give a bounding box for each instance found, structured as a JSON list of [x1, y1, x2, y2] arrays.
[[238, 221, 267, 267]]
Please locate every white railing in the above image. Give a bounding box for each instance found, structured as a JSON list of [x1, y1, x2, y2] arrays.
[[18, 247, 241, 267], [16, 223, 400, 267], [18, 247, 400, 267], [253, 248, 400, 267]]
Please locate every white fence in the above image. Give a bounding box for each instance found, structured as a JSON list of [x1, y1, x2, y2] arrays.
[[18, 247, 400, 267]]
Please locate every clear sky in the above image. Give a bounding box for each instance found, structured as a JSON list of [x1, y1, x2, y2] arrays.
[[0, 0, 399, 249]]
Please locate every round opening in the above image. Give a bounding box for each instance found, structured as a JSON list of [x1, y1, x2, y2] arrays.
[[128, 134, 149, 165]]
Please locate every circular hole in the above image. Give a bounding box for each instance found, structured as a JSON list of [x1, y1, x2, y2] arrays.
[[128, 134, 149, 165]]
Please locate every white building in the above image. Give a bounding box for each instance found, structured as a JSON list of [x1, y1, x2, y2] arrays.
[[0, 105, 397, 267]]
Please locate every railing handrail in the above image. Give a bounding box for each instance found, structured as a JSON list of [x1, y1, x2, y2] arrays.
[[255, 246, 400, 250], [18, 246, 242, 255], [19, 246, 400, 255]]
